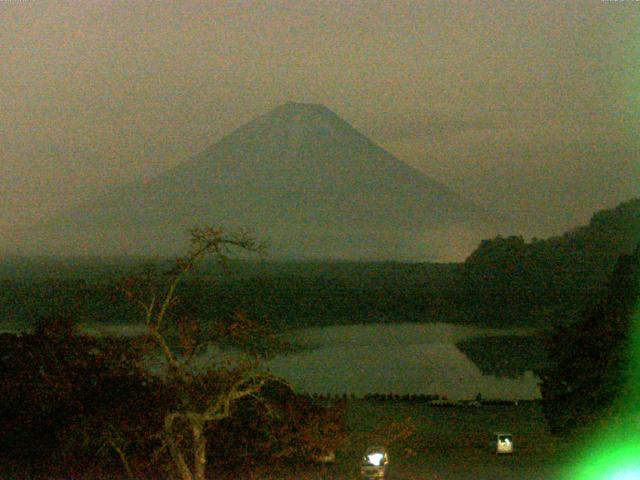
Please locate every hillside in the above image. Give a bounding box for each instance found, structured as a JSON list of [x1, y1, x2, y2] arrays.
[[465, 197, 640, 279], [460, 197, 640, 325]]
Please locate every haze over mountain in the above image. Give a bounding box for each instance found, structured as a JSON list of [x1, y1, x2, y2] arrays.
[[8, 102, 496, 261]]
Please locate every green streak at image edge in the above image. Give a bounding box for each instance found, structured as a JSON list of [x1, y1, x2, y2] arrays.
[[563, 308, 640, 479], [564, 41, 640, 479]]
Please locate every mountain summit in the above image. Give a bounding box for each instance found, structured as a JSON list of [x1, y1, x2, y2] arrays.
[[11, 103, 493, 260]]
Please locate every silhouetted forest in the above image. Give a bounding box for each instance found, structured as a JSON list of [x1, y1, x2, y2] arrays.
[[460, 197, 640, 326], [540, 242, 640, 434], [1, 198, 638, 334]]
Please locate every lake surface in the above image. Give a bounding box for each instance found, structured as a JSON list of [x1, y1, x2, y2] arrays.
[[266, 323, 541, 400], [1, 321, 541, 400]]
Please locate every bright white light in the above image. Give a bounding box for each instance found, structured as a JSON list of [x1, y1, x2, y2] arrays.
[[367, 453, 384, 466], [610, 466, 640, 480]]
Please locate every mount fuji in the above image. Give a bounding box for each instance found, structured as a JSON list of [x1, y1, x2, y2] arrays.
[[10, 102, 496, 260]]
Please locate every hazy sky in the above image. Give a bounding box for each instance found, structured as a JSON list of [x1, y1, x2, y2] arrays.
[[2, 1, 639, 240]]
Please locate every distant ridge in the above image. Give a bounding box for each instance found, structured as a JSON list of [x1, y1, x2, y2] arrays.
[[8, 103, 496, 261]]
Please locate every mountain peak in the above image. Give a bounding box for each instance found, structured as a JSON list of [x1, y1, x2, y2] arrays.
[[264, 102, 338, 122], [220, 101, 351, 150], [277, 101, 332, 114]]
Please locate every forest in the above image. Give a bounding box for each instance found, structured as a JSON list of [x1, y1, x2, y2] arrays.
[[2, 198, 638, 334]]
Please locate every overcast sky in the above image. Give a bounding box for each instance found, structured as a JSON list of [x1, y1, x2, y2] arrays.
[[1, 0, 638, 241]]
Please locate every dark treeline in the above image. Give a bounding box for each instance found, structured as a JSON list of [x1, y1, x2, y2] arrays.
[[310, 393, 441, 403], [540, 242, 640, 434], [1, 198, 638, 334], [453, 198, 639, 375], [0, 262, 464, 331], [460, 198, 640, 326]]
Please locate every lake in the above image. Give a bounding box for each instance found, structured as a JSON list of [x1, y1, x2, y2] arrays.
[[267, 323, 541, 400]]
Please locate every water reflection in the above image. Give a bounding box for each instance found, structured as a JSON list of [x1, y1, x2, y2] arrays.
[[0, 320, 542, 400], [267, 323, 541, 400]]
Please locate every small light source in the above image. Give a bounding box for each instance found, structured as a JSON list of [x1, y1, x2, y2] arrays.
[[361, 446, 389, 479], [494, 432, 514, 454]]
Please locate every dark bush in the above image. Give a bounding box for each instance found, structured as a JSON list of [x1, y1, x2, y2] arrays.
[[0, 316, 346, 478], [540, 244, 640, 434]]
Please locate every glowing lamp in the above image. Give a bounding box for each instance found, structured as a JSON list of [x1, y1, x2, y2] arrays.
[[360, 446, 389, 479], [367, 453, 384, 466]]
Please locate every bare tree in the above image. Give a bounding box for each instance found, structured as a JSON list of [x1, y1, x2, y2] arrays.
[[122, 226, 281, 480]]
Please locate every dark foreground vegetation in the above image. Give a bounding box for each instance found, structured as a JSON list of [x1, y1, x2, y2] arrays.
[[1, 315, 555, 479], [0, 317, 346, 479], [540, 242, 640, 435]]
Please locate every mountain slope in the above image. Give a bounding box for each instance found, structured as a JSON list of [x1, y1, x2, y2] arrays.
[[10, 102, 491, 260]]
